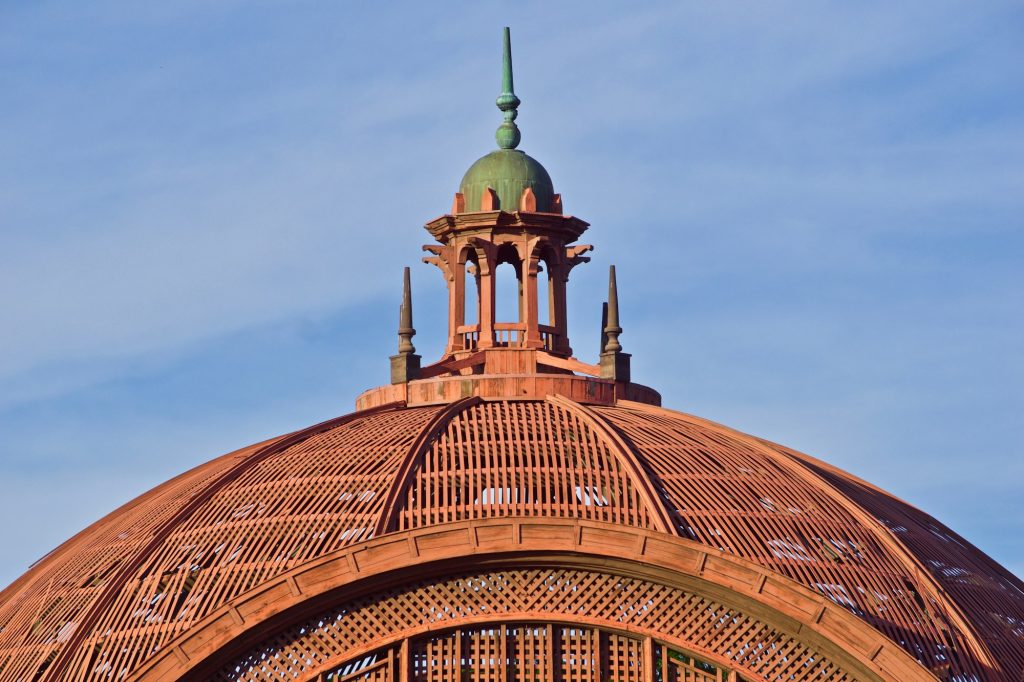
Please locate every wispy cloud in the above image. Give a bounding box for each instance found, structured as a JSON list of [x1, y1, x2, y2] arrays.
[[0, 0, 1021, 585]]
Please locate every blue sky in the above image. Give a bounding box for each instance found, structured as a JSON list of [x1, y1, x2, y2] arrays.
[[0, 1, 1021, 588]]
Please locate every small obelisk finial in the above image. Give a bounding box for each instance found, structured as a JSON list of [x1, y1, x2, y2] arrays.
[[495, 27, 521, 150], [398, 267, 416, 354], [600, 265, 631, 382], [390, 267, 420, 384], [603, 266, 622, 352]]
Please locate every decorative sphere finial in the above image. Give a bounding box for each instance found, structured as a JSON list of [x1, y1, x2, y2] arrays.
[[495, 27, 521, 150]]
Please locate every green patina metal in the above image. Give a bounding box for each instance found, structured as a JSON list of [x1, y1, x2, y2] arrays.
[[495, 26, 521, 150], [459, 149, 554, 213], [458, 27, 556, 213]]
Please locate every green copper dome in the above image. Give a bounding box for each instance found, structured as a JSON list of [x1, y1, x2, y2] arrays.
[[459, 149, 555, 213], [456, 28, 557, 214]]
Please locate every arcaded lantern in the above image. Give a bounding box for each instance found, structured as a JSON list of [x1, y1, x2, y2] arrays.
[[1, 28, 1022, 682]]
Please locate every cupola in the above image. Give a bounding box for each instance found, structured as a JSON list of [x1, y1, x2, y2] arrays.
[[367, 27, 646, 410]]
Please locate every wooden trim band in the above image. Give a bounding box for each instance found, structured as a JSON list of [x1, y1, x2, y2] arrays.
[[125, 518, 938, 682]]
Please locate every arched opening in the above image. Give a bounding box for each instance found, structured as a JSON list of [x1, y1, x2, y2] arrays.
[[494, 244, 522, 347], [536, 262, 552, 327], [535, 244, 560, 352], [462, 256, 479, 327], [536, 248, 556, 327], [494, 261, 519, 324]]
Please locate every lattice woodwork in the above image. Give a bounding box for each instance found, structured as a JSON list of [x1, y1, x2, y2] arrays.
[[66, 406, 441, 681], [216, 567, 857, 682], [0, 440, 259, 682], [394, 400, 657, 532], [781, 446, 1024, 677], [596, 403, 991, 679]]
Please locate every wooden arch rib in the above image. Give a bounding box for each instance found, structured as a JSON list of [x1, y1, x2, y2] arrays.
[[125, 518, 938, 682], [37, 401, 406, 682], [616, 399, 1005, 680], [374, 397, 483, 535], [545, 394, 677, 535]]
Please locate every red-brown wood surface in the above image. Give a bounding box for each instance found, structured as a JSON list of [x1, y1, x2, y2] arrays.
[[119, 518, 936, 682]]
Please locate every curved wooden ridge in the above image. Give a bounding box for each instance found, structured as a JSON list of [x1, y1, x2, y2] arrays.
[[546, 394, 677, 534], [374, 397, 483, 535], [126, 518, 937, 682]]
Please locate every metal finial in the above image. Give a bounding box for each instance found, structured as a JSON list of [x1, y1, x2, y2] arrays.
[[603, 265, 622, 353], [495, 27, 521, 150], [398, 267, 416, 354]]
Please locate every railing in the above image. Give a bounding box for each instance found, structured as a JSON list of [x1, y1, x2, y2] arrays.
[[493, 322, 526, 346], [456, 323, 562, 351], [539, 324, 561, 352], [457, 325, 481, 351]]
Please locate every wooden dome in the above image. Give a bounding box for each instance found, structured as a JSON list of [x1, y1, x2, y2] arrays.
[[1, 397, 1022, 681]]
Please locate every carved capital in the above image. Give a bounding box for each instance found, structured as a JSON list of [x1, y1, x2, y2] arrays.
[[564, 244, 594, 277], [422, 244, 454, 281]]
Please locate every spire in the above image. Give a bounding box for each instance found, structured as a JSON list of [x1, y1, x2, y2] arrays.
[[390, 267, 420, 384], [495, 27, 521, 150]]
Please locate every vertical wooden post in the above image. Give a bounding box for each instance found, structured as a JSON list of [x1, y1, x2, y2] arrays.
[[500, 624, 509, 682], [546, 624, 555, 682], [642, 636, 655, 682], [550, 263, 570, 354], [455, 629, 462, 682], [451, 253, 466, 352], [523, 253, 542, 348], [399, 638, 410, 682], [478, 251, 496, 349]]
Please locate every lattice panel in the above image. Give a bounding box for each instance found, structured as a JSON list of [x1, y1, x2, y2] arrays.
[[397, 401, 655, 531], [787, 449, 1024, 678], [657, 645, 723, 682], [0, 442, 254, 682], [217, 567, 856, 682], [314, 634, 729, 682], [62, 406, 443, 681], [597, 404, 986, 680], [324, 650, 393, 682]]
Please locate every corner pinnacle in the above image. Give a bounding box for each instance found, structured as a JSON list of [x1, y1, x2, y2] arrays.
[[390, 267, 421, 385], [398, 266, 416, 355], [603, 265, 622, 353], [600, 265, 631, 383]]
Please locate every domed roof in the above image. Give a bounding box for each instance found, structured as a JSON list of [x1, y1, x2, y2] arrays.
[[459, 149, 555, 213], [1, 398, 1021, 681]]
